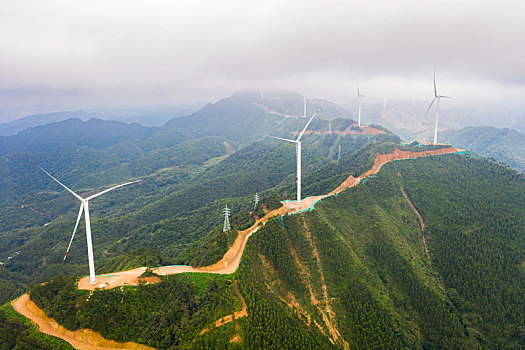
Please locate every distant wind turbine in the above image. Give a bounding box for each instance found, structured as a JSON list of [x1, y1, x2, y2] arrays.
[[423, 69, 450, 144], [383, 95, 387, 108], [35, 163, 141, 285], [267, 108, 321, 203], [356, 82, 366, 127], [303, 96, 307, 117]]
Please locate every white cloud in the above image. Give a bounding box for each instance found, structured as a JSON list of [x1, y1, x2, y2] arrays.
[[0, 0, 523, 118]]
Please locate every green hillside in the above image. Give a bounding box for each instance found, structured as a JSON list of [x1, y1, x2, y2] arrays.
[[18, 153, 525, 349], [0, 91, 368, 305], [2, 91, 525, 349], [441, 126, 525, 172]]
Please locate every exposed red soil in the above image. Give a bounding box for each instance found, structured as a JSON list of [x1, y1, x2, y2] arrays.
[[300, 218, 349, 350], [199, 281, 247, 334], [401, 186, 430, 260], [293, 124, 386, 136], [11, 294, 153, 350], [16, 145, 463, 349], [223, 141, 236, 155]]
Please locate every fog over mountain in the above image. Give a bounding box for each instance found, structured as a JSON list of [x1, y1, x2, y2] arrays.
[[1, 0, 524, 123]]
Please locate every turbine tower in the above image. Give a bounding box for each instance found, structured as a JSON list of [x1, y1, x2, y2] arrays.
[[223, 205, 231, 232], [356, 82, 366, 127], [303, 96, 307, 117], [35, 164, 141, 285], [424, 69, 450, 145], [383, 95, 387, 108], [267, 109, 321, 203]]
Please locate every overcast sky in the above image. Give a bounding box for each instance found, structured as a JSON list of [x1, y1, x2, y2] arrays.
[[1, 0, 524, 121]]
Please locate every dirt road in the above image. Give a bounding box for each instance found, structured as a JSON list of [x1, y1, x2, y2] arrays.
[[11, 294, 153, 350], [78, 146, 461, 291], [14, 145, 463, 349], [199, 281, 247, 334]]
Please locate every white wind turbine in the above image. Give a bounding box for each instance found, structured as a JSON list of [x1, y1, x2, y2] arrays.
[[303, 96, 307, 117], [424, 69, 450, 145], [35, 164, 142, 285], [356, 82, 366, 127], [267, 108, 320, 204]]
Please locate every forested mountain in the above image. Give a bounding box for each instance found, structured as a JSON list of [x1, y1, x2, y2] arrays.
[[1, 90, 524, 349], [441, 126, 525, 172], [0, 90, 361, 298], [0, 111, 97, 137], [0, 118, 158, 156]]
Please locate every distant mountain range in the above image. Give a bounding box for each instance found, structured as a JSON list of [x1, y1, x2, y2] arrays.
[[0, 102, 204, 136], [441, 126, 525, 172], [349, 99, 525, 139]]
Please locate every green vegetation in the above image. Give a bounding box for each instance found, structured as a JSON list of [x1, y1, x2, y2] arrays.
[[16, 151, 525, 349], [237, 220, 337, 350], [3, 91, 525, 349], [394, 154, 525, 348], [29, 273, 238, 349], [442, 126, 525, 172], [0, 303, 73, 349]]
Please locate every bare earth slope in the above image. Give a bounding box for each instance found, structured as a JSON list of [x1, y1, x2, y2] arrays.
[[12, 294, 154, 350]]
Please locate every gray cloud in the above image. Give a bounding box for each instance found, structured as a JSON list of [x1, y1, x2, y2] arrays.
[[0, 0, 524, 120]]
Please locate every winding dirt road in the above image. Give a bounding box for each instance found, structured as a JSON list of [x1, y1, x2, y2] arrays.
[[199, 281, 247, 334], [11, 294, 153, 350], [12, 146, 463, 349]]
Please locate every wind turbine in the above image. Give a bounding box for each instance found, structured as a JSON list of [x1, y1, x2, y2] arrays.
[[423, 69, 450, 144], [356, 82, 365, 127], [35, 164, 141, 285], [303, 96, 307, 117], [267, 108, 320, 203]]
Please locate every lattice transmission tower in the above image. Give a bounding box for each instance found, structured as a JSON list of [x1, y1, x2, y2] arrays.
[[223, 205, 231, 232]]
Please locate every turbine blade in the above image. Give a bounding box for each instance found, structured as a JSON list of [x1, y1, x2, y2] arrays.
[[63, 202, 84, 263], [296, 109, 321, 141], [85, 180, 142, 201], [357, 82, 360, 97], [422, 97, 437, 125], [439, 95, 451, 98], [277, 116, 289, 125], [33, 162, 83, 201], [267, 135, 297, 143]]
